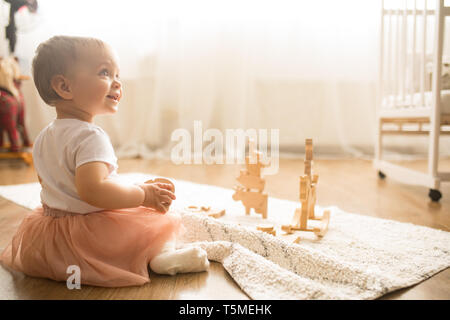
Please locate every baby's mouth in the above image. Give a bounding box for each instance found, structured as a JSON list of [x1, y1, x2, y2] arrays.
[[106, 95, 119, 102]]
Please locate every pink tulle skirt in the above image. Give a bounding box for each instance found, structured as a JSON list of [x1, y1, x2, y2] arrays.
[[0, 205, 182, 287]]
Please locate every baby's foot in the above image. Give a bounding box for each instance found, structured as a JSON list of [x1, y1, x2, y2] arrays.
[[150, 246, 209, 275], [172, 247, 209, 274]]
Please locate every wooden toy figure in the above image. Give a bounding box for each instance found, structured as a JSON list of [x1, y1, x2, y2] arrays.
[[232, 138, 269, 219], [147, 178, 227, 219], [185, 205, 226, 219], [281, 139, 330, 241]]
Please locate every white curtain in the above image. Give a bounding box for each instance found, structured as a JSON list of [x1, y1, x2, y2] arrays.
[[1, 0, 449, 159]]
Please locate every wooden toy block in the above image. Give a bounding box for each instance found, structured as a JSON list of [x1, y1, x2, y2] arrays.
[[307, 174, 320, 220], [233, 187, 268, 219], [299, 175, 309, 201], [294, 237, 301, 244], [185, 205, 226, 218], [247, 138, 263, 166], [281, 138, 330, 238], [233, 138, 269, 219], [186, 205, 203, 212], [281, 224, 293, 234], [313, 210, 330, 237], [308, 184, 317, 219], [248, 138, 257, 163], [304, 160, 312, 176], [256, 223, 274, 232], [245, 156, 266, 176], [282, 212, 329, 235], [305, 139, 313, 161], [246, 139, 270, 172], [299, 200, 309, 229], [282, 225, 316, 233], [257, 224, 276, 236], [237, 170, 266, 191], [247, 139, 270, 164], [207, 209, 226, 219], [290, 207, 302, 228]]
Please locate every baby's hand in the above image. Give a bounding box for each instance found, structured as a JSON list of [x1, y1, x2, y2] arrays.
[[145, 178, 175, 193], [139, 182, 176, 213]]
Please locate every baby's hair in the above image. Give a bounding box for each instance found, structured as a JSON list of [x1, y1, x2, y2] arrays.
[[32, 35, 106, 106]]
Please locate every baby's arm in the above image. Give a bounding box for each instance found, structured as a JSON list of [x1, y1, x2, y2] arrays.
[[75, 162, 175, 211]]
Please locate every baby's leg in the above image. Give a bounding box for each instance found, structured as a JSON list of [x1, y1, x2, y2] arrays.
[[150, 238, 209, 276]]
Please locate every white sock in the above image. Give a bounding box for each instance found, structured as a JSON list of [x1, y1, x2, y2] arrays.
[[149, 246, 210, 276]]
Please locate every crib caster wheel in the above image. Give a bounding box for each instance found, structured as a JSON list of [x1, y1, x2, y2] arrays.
[[378, 171, 386, 179], [428, 189, 442, 202]]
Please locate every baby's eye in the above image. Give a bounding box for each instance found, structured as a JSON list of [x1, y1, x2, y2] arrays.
[[99, 69, 109, 76]]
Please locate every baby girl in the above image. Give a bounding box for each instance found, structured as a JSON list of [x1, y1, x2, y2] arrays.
[[0, 36, 209, 287]]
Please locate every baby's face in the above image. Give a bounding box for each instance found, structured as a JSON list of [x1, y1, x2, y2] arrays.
[[69, 45, 122, 116]]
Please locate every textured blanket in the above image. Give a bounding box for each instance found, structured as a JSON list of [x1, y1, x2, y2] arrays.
[[0, 173, 449, 299]]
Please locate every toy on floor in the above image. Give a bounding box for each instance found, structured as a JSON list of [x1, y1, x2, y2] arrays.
[[281, 139, 330, 241], [184, 205, 226, 219], [256, 223, 276, 236], [146, 177, 226, 218], [232, 138, 269, 219]]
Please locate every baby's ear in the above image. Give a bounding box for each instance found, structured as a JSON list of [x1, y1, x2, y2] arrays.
[[50, 74, 73, 100]]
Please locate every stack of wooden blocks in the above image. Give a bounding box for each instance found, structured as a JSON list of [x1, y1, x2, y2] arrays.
[[281, 139, 330, 242], [232, 138, 269, 219]]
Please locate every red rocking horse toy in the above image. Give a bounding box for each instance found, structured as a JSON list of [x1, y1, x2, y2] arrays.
[[0, 0, 38, 165], [0, 56, 32, 165]]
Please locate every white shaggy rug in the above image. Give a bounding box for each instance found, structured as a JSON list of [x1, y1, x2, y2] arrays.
[[0, 173, 449, 300]]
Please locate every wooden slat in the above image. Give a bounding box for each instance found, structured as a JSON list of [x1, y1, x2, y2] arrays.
[[428, 0, 445, 177], [401, 0, 407, 102], [410, 0, 417, 106], [379, 106, 432, 118], [383, 9, 436, 15], [382, 8, 450, 17], [420, 0, 427, 106], [387, 10, 394, 104], [394, 7, 401, 100], [380, 113, 450, 123], [376, 0, 385, 162], [438, 172, 450, 181], [443, 6, 450, 16], [381, 117, 429, 123], [381, 130, 450, 135], [379, 0, 385, 109]]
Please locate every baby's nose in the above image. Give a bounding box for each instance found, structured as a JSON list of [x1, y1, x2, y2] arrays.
[[112, 79, 122, 89]]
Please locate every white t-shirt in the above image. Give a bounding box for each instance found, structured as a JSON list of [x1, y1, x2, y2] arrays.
[[33, 118, 119, 214]]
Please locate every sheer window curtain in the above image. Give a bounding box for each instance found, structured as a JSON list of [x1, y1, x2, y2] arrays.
[[1, 0, 448, 159]]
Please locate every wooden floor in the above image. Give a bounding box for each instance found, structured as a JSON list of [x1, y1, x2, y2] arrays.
[[0, 157, 449, 300]]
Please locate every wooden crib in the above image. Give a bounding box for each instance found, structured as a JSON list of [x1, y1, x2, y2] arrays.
[[375, 0, 450, 201]]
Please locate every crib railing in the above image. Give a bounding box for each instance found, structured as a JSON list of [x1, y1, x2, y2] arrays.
[[379, 0, 447, 110], [375, 0, 449, 198]]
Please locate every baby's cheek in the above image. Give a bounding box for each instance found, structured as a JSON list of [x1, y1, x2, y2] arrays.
[[89, 82, 109, 97]]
